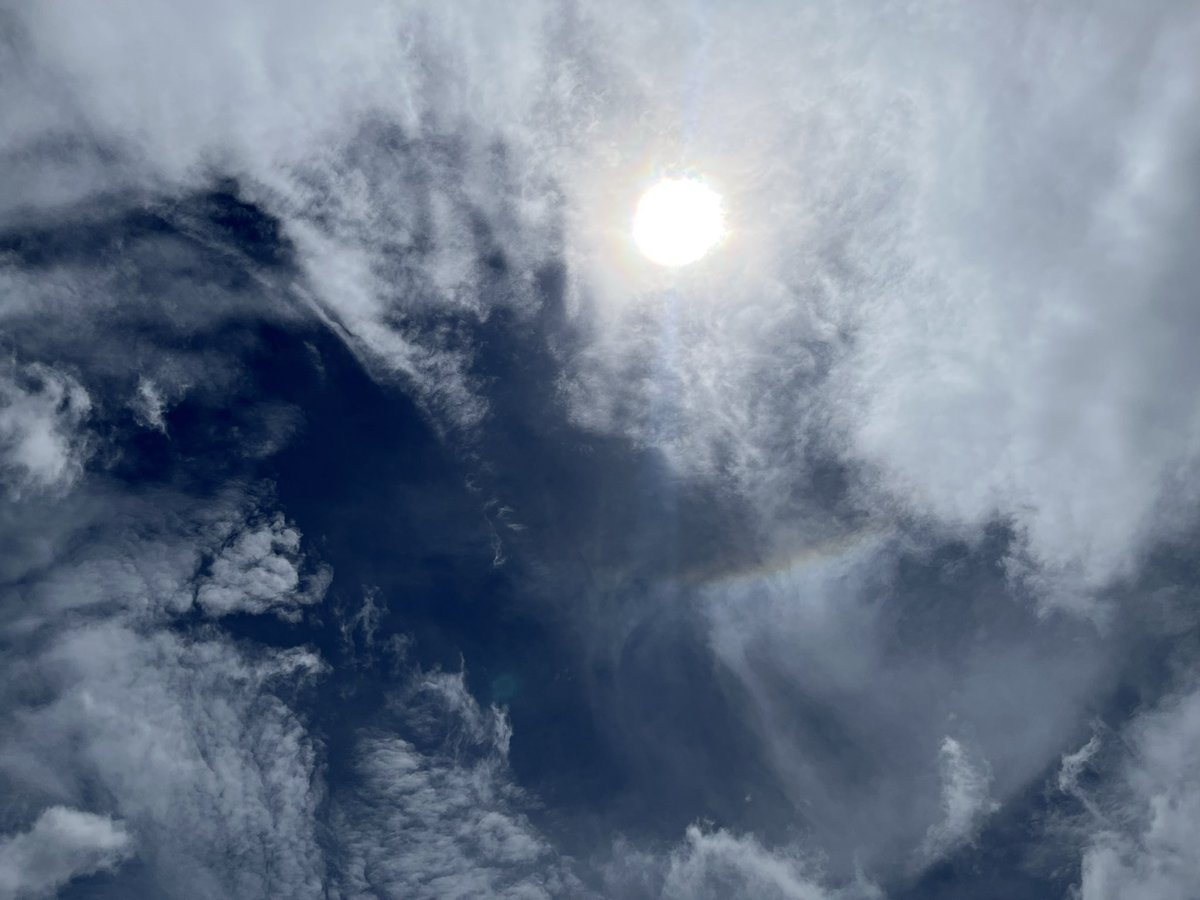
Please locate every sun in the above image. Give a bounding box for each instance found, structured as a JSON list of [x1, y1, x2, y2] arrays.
[[632, 177, 726, 267]]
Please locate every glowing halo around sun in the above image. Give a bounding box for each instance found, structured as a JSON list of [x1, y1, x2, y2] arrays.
[[631, 176, 726, 267]]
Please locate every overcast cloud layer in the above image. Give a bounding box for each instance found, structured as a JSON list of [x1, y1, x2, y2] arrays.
[[2, 1, 1200, 898]]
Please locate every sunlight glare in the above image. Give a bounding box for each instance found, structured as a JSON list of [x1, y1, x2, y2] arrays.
[[632, 177, 726, 267]]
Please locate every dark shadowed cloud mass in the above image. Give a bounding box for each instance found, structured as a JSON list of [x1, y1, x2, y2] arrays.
[[2, 2, 1200, 898]]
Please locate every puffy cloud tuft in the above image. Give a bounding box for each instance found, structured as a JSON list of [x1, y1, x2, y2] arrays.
[[0, 806, 133, 900], [0, 362, 91, 498], [661, 827, 880, 900], [196, 512, 330, 618]]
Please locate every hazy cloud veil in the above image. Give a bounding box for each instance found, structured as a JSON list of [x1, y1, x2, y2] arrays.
[[2, 1, 1199, 898]]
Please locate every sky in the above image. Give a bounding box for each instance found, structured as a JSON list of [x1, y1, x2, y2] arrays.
[[1, 2, 1200, 898]]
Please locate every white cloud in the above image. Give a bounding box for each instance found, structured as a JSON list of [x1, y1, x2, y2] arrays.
[[6, 0, 1199, 603], [0, 806, 133, 900], [667, 830, 873, 900], [831, 8, 1200, 602], [699, 527, 1106, 876], [0, 483, 331, 896], [3, 489, 329, 627], [1058, 733, 1102, 796], [0, 362, 91, 497], [0, 624, 327, 900], [559, 1, 1200, 604], [605, 826, 880, 900], [2, 3, 1200, 895], [9, 0, 547, 190], [1077, 687, 1200, 900], [333, 671, 580, 899], [131, 377, 168, 431], [196, 512, 330, 619], [660, 827, 880, 900], [917, 737, 999, 864], [3, 0, 556, 429]]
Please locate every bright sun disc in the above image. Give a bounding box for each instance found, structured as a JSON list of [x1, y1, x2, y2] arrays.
[[632, 177, 725, 267]]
